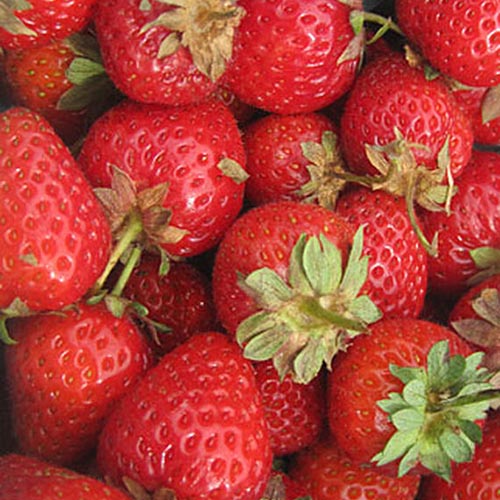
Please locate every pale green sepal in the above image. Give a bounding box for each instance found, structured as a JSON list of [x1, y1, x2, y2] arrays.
[[427, 340, 451, 387], [439, 429, 474, 464], [241, 268, 294, 310], [391, 408, 425, 431], [349, 294, 382, 325], [372, 428, 419, 466], [401, 379, 427, 407], [377, 393, 408, 415], [397, 443, 420, 477], [457, 419, 482, 444], [288, 234, 314, 295], [420, 449, 452, 482], [236, 311, 276, 345], [243, 327, 288, 361], [303, 236, 336, 295], [292, 339, 326, 384], [389, 364, 426, 385], [339, 225, 368, 300]]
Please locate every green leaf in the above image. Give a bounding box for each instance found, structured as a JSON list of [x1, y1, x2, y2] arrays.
[[389, 364, 425, 385], [372, 428, 419, 466], [439, 429, 473, 464], [319, 234, 343, 292], [303, 236, 329, 294], [457, 419, 482, 444], [420, 448, 452, 482], [243, 328, 288, 361], [377, 392, 409, 415], [292, 339, 326, 384], [401, 379, 427, 408], [391, 408, 425, 431], [339, 225, 368, 300], [236, 311, 276, 345], [427, 340, 450, 387], [398, 443, 420, 477], [243, 268, 294, 310], [349, 294, 382, 324], [287, 235, 314, 295]]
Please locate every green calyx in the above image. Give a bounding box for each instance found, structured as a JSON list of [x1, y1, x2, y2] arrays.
[[236, 226, 382, 384], [468, 246, 500, 286], [372, 340, 500, 481], [0, 0, 37, 37]]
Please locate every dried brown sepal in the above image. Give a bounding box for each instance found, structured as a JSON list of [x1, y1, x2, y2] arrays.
[[122, 476, 177, 500], [482, 85, 500, 124]]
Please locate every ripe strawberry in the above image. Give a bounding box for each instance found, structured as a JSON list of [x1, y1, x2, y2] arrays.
[[122, 254, 216, 354], [253, 359, 325, 456], [418, 411, 500, 499], [242, 112, 345, 208], [289, 437, 420, 500], [4, 301, 154, 465], [3, 33, 122, 145], [327, 318, 496, 480], [0, 107, 112, 315], [339, 52, 473, 179], [223, 0, 363, 114], [0, 0, 97, 50], [395, 0, 500, 87], [422, 150, 500, 296], [78, 97, 247, 259], [212, 200, 382, 384], [335, 187, 428, 319], [97, 331, 272, 499], [0, 453, 131, 500], [94, 0, 244, 107]]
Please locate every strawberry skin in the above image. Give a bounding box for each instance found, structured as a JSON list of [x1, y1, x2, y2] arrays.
[[395, 0, 500, 87], [5, 301, 154, 465], [0, 107, 112, 312], [0, 453, 131, 499], [97, 332, 272, 498], [224, 0, 361, 114]]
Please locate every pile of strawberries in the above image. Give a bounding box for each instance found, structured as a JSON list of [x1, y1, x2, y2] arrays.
[[0, 0, 499, 498]]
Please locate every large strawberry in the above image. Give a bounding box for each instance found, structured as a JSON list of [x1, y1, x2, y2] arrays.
[[0, 107, 112, 321], [212, 200, 382, 384], [0, 453, 131, 499], [327, 318, 498, 480], [4, 301, 154, 465], [97, 331, 272, 499], [289, 437, 420, 500], [395, 0, 500, 87], [78, 97, 247, 259], [223, 0, 363, 114], [0, 0, 97, 50], [94, 0, 244, 107]]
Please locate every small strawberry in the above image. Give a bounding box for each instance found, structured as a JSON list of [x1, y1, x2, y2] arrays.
[[254, 359, 325, 457], [212, 200, 382, 384], [0, 107, 112, 323], [0, 453, 131, 499], [395, 0, 500, 87], [289, 437, 420, 500], [335, 186, 428, 319], [242, 112, 346, 208], [418, 411, 500, 499], [122, 254, 216, 354], [327, 318, 498, 480], [97, 331, 272, 499], [0, 0, 97, 50], [5, 301, 154, 465], [223, 0, 363, 114]]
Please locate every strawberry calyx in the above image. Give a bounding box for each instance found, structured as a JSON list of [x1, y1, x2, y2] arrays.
[[0, 0, 37, 37], [236, 226, 382, 384], [0, 297, 32, 344], [468, 246, 500, 286], [372, 340, 500, 481], [122, 475, 177, 499], [139, 0, 245, 81], [481, 85, 500, 124], [295, 131, 347, 210]]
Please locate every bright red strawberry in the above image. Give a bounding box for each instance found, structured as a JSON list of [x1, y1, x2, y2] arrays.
[[4, 301, 154, 465], [336, 187, 428, 319], [253, 359, 325, 456], [0, 453, 131, 500], [0, 0, 97, 50], [289, 437, 420, 500], [96, 331, 272, 499], [418, 411, 500, 499], [78, 97, 247, 259], [339, 52, 473, 179], [3, 33, 121, 145], [0, 107, 112, 315], [223, 0, 363, 114], [122, 254, 216, 354], [94, 0, 244, 107], [242, 112, 345, 208], [395, 0, 500, 87], [422, 150, 500, 296], [327, 318, 496, 480], [212, 200, 383, 384]]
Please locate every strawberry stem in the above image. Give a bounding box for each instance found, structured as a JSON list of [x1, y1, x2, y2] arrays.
[[110, 246, 142, 297]]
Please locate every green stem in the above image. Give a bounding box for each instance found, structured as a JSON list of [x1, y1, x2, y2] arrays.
[[361, 11, 404, 37], [0, 317, 16, 345], [441, 389, 500, 409], [110, 246, 142, 297]]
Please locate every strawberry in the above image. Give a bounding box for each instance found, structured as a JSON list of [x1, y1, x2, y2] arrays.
[[122, 254, 216, 354], [0, 453, 131, 499], [327, 318, 498, 480], [212, 200, 382, 384], [223, 0, 363, 114], [253, 359, 325, 456], [4, 301, 154, 465], [78, 97, 247, 259], [418, 411, 500, 499], [335, 186, 428, 319], [422, 150, 500, 296], [395, 0, 500, 87], [242, 112, 345, 208], [0, 0, 97, 50], [94, 0, 244, 107], [264, 471, 311, 500], [0, 107, 112, 318], [96, 331, 272, 499], [3, 33, 121, 146], [289, 437, 420, 500]]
